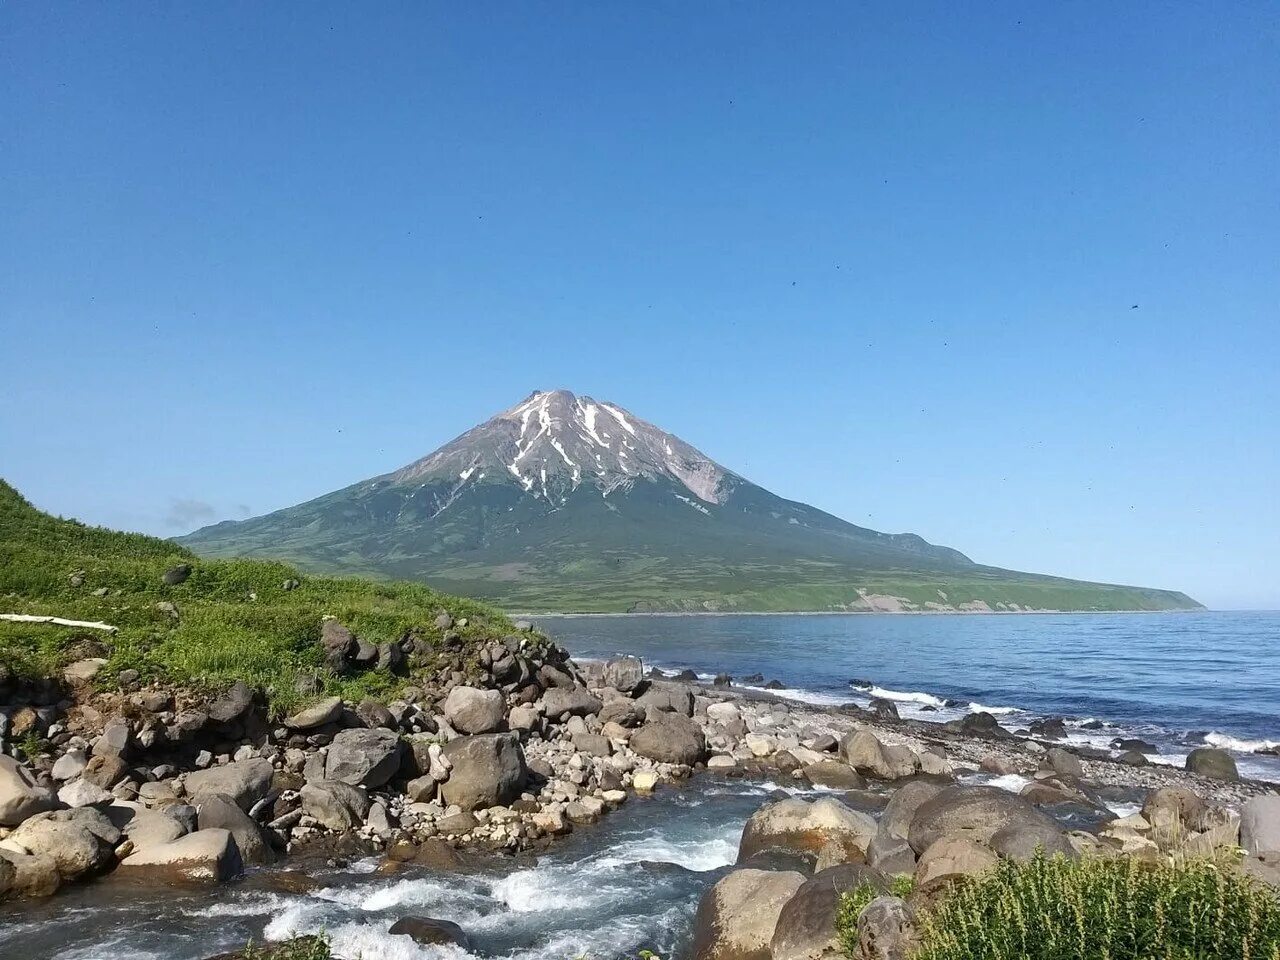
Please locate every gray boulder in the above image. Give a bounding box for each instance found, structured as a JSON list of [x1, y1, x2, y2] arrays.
[[207, 682, 254, 725], [300, 781, 370, 832], [541, 686, 602, 719], [1242, 794, 1280, 860], [879, 781, 945, 842], [1185, 747, 1239, 781], [388, 917, 472, 950], [856, 896, 919, 960], [119, 828, 243, 882], [443, 686, 505, 735], [630, 712, 706, 765], [440, 733, 526, 812], [988, 821, 1074, 861], [9, 809, 118, 881], [603, 656, 644, 693], [324, 728, 403, 788], [0, 850, 61, 898], [770, 863, 888, 960], [692, 868, 806, 960], [184, 759, 274, 810], [840, 731, 917, 781], [284, 696, 343, 730], [196, 794, 275, 865], [907, 785, 1060, 854], [636, 683, 695, 716]]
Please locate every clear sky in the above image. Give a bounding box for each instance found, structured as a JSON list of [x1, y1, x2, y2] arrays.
[[3, 3, 1277, 609]]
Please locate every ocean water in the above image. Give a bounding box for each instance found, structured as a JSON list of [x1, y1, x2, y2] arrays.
[[542, 610, 1280, 782]]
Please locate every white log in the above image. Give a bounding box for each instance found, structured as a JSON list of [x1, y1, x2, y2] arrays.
[[0, 614, 119, 634]]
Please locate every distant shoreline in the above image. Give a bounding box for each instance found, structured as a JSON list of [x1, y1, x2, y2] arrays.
[[513, 607, 1209, 618]]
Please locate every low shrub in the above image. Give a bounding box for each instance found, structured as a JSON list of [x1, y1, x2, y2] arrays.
[[911, 854, 1280, 960]]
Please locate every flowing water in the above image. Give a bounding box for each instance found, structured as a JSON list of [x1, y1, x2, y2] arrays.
[[544, 610, 1280, 782], [3, 610, 1275, 959]]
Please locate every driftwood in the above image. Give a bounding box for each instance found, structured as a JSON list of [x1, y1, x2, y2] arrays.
[[0, 614, 119, 634]]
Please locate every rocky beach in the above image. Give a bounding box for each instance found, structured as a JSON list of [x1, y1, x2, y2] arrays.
[[3, 605, 1278, 958]]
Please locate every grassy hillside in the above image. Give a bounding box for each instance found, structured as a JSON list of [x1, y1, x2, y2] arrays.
[[0, 479, 516, 712], [184, 476, 1202, 614]]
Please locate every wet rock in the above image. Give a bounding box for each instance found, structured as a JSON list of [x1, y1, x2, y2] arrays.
[[739, 797, 877, 865], [0, 850, 61, 898], [868, 698, 899, 721], [119, 828, 243, 882], [388, 916, 473, 950], [957, 712, 1008, 738], [692, 868, 806, 960]]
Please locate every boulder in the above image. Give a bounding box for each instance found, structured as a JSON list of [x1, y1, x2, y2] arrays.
[[57, 779, 113, 808], [9, 809, 117, 881], [866, 833, 916, 876], [125, 809, 189, 849], [1185, 747, 1239, 781], [770, 864, 888, 960], [0, 755, 55, 826], [196, 794, 275, 865], [856, 896, 919, 960], [388, 917, 472, 950], [184, 759, 274, 810], [914, 836, 998, 898], [599, 700, 645, 728], [300, 781, 370, 832], [840, 732, 917, 781], [207, 682, 255, 725], [541, 687, 602, 719], [284, 696, 343, 730], [603, 656, 645, 693], [636, 683, 695, 716], [324, 728, 403, 788], [804, 762, 866, 790], [162, 563, 193, 585], [907, 785, 1060, 854], [630, 712, 706, 766], [52, 749, 88, 782], [1241, 794, 1280, 859], [439, 733, 526, 812], [443, 686, 505, 735], [1141, 786, 1210, 836], [739, 797, 877, 865], [0, 850, 61, 898], [356, 698, 396, 730], [82, 754, 129, 790], [118, 828, 243, 882], [988, 821, 1074, 861], [878, 781, 945, 842], [692, 868, 806, 960], [1042, 747, 1084, 780]]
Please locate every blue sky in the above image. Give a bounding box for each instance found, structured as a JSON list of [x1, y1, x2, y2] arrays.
[[2, 3, 1277, 609]]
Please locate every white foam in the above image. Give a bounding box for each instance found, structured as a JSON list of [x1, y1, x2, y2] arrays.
[[861, 685, 947, 708], [1204, 731, 1280, 753], [1105, 801, 1143, 818], [967, 702, 1020, 716], [967, 772, 1031, 794]]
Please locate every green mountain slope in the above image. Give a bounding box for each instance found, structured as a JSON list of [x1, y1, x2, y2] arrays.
[[180, 390, 1201, 614], [0, 478, 516, 711]]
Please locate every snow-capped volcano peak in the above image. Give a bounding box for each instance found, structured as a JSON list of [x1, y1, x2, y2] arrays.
[[388, 389, 735, 506]]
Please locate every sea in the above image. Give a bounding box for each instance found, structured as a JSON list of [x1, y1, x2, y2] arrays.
[[3, 610, 1275, 960]]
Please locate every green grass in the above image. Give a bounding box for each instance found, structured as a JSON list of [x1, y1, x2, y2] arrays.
[[0, 479, 539, 713], [836, 854, 1280, 960], [239, 935, 332, 960]]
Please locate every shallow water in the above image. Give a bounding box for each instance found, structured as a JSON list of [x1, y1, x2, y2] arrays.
[[0, 779, 804, 960], [543, 610, 1280, 781]]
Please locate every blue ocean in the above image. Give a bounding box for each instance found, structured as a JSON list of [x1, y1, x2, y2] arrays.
[[542, 610, 1280, 782]]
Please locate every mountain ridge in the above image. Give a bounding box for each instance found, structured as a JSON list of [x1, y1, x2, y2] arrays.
[[181, 389, 1201, 614]]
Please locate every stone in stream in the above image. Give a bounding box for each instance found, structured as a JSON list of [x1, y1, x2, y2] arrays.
[[118, 828, 244, 883], [196, 794, 275, 865], [8, 809, 119, 882], [388, 916, 473, 950], [738, 797, 877, 865], [692, 867, 806, 960]]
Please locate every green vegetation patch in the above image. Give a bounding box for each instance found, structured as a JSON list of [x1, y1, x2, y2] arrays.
[[835, 855, 1280, 960], [0, 479, 523, 713]]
